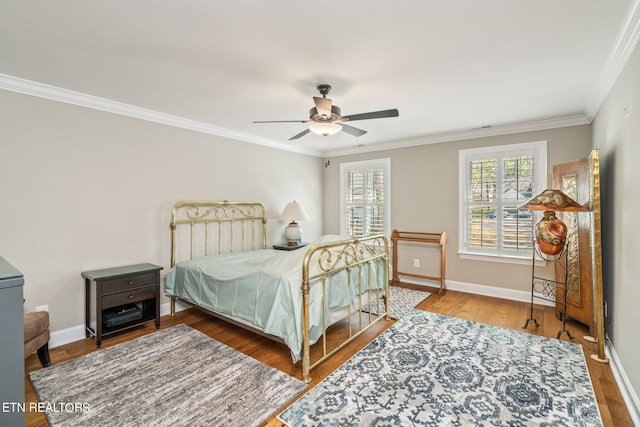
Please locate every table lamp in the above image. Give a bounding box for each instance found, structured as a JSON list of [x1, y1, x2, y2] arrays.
[[279, 201, 309, 246]]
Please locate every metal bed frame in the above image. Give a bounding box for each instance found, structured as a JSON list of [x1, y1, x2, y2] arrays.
[[168, 200, 390, 382]]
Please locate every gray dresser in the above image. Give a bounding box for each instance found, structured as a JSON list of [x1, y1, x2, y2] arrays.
[[0, 257, 25, 426]]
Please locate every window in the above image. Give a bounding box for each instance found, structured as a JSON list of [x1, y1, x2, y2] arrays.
[[459, 141, 547, 260], [340, 158, 391, 237]]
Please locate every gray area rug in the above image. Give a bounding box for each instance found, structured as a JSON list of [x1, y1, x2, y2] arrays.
[[362, 285, 431, 319], [279, 309, 603, 426], [29, 324, 307, 427]]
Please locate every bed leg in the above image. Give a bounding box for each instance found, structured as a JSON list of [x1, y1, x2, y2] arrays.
[[170, 296, 175, 317], [385, 278, 391, 321], [302, 363, 311, 384], [301, 271, 312, 383]]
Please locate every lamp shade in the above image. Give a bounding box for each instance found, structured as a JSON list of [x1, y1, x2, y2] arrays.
[[518, 189, 588, 212], [309, 122, 342, 137], [279, 201, 309, 222]]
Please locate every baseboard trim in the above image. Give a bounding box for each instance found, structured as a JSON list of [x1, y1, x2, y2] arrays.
[[49, 300, 190, 349], [49, 324, 86, 349], [606, 339, 640, 426], [396, 276, 555, 307]]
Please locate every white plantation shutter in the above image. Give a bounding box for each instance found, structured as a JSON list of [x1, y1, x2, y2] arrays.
[[459, 142, 547, 259], [341, 159, 390, 238]]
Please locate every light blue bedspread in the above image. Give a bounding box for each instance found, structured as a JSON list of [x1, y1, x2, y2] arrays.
[[164, 236, 385, 362]]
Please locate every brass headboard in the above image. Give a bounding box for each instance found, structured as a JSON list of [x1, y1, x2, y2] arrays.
[[170, 200, 267, 267]]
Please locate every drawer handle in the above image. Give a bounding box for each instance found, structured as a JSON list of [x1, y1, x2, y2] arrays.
[[128, 280, 135, 285], [128, 295, 134, 299]]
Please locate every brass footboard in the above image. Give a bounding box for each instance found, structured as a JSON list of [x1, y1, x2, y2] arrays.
[[300, 235, 390, 383]]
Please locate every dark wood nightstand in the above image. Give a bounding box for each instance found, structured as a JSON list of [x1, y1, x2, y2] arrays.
[[82, 263, 163, 348], [273, 242, 309, 251]]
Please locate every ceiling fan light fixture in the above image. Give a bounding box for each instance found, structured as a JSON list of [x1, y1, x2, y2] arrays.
[[309, 122, 342, 137], [253, 84, 398, 140]]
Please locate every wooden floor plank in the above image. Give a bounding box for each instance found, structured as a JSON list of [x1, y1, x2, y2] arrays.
[[24, 285, 634, 426]]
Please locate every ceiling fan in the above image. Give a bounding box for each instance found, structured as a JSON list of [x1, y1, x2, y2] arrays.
[[253, 84, 399, 140]]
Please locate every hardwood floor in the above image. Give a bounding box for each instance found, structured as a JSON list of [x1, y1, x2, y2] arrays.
[[24, 285, 634, 426]]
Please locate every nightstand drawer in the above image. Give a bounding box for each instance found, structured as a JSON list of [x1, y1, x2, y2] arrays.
[[101, 272, 156, 294], [102, 285, 157, 309]]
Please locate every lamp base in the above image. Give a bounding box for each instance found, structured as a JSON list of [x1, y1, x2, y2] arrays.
[[535, 210, 567, 256], [284, 221, 302, 246]]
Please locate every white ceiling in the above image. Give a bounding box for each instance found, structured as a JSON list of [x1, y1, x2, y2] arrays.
[[1, 1, 638, 157]]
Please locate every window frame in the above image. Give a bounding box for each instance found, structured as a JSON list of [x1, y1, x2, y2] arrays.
[[340, 158, 391, 238], [458, 141, 547, 263]]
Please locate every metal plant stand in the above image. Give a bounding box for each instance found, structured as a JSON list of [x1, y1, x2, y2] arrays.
[[522, 243, 572, 339]]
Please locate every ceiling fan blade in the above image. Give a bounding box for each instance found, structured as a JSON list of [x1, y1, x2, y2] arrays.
[[253, 120, 309, 123], [339, 108, 399, 122], [340, 124, 368, 137], [289, 129, 311, 140], [313, 96, 333, 120]]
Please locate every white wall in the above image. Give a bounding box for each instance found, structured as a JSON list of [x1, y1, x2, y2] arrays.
[[0, 89, 323, 333], [323, 125, 592, 294], [592, 38, 640, 420]]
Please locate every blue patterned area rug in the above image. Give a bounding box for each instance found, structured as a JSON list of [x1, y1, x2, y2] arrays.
[[29, 324, 307, 427], [362, 286, 431, 319], [278, 310, 602, 426]]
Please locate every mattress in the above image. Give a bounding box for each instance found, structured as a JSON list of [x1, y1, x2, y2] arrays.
[[165, 236, 385, 362]]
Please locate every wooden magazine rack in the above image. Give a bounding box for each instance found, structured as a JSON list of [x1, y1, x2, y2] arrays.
[[390, 230, 447, 294]]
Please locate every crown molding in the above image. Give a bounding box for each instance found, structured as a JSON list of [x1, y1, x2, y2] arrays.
[[323, 114, 590, 157], [0, 73, 322, 157], [0, 73, 592, 158], [585, 0, 640, 120], [0, 70, 605, 159], [3, 0, 639, 161]]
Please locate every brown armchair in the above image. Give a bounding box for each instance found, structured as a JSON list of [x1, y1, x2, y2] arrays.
[[24, 311, 51, 367]]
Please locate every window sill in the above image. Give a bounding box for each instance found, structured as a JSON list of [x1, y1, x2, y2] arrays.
[[458, 251, 546, 267]]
